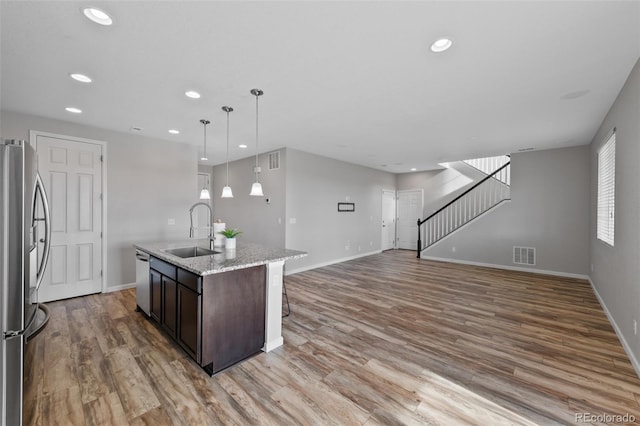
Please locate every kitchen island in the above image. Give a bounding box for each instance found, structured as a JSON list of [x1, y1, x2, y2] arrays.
[[134, 240, 306, 375]]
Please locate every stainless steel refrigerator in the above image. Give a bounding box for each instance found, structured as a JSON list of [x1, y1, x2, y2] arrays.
[[1, 139, 51, 426]]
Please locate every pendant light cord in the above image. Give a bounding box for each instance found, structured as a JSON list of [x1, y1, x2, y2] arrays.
[[255, 92, 259, 183], [226, 111, 230, 185], [203, 120, 207, 158]]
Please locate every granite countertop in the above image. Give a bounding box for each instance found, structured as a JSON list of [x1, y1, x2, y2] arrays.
[[134, 239, 307, 276]]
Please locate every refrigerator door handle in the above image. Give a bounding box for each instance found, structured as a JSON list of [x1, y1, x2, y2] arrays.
[[34, 172, 51, 291]]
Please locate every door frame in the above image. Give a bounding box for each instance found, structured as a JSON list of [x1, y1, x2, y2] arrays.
[[396, 188, 424, 250], [29, 130, 108, 294], [381, 189, 396, 250]]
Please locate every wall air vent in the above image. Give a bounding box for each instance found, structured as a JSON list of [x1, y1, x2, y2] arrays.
[[513, 246, 536, 265], [268, 151, 280, 170]]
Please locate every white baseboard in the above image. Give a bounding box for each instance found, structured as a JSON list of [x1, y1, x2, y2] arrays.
[[104, 282, 137, 293], [589, 278, 640, 378], [285, 250, 382, 275], [419, 255, 590, 280]]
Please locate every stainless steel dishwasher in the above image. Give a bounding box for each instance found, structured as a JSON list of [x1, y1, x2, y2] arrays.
[[135, 249, 150, 316]]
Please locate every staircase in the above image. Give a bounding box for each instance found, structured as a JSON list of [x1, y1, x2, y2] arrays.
[[417, 156, 511, 258]]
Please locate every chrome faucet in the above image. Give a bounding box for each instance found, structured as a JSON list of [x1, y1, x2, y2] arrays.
[[189, 202, 214, 249]]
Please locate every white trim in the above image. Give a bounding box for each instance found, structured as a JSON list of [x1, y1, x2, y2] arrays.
[[29, 130, 108, 295], [419, 255, 590, 280], [264, 260, 285, 352], [285, 250, 381, 275], [589, 278, 640, 378], [104, 282, 136, 293]]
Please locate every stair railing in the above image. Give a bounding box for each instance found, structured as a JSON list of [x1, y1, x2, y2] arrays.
[[463, 155, 511, 184], [417, 161, 511, 258]]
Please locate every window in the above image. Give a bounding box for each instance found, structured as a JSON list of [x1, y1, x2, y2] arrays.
[[597, 130, 616, 246]]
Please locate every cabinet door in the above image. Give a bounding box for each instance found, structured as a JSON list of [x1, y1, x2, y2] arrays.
[[177, 284, 201, 362], [162, 276, 177, 337], [150, 269, 162, 322]]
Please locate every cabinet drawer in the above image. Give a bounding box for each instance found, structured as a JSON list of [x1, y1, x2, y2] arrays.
[[150, 257, 177, 280], [178, 268, 201, 293]]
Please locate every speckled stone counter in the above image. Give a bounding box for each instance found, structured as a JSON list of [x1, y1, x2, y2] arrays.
[[134, 239, 307, 276]]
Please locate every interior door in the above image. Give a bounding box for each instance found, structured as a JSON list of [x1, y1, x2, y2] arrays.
[[396, 189, 423, 250], [381, 190, 396, 251], [33, 133, 103, 302]]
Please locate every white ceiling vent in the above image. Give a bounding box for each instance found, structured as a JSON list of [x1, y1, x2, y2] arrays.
[[268, 151, 280, 170], [513, 246, 536, 266]]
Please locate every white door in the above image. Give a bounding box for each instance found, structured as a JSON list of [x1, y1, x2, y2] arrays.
[[194, 172, 211, 238], [33, 133, 104, 302], [381, 190, 396, 251], [396, 189, 423, 250]]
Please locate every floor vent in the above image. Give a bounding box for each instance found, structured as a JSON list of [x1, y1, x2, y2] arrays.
[[513, 246, 536, 265], [268, 151, 280, 170]]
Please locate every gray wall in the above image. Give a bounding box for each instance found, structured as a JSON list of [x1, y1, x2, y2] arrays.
[[211, 149, 286, 247], [284, 148, 396, 272], [397, 164, 478, 217], [425, 146, 590, 276], [1, 110, 198, 289], [589, 58, 640, 367]]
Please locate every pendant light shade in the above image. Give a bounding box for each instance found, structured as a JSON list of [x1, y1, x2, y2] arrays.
[[221, 106, 234, 198], [250, 182, 264, 197], [199, 188, 211, 200], [221, 186, 233, 198], [250, 88, 264, 196]]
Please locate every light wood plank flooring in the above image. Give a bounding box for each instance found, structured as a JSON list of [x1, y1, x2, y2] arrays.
[[24, 250, 640, 425]]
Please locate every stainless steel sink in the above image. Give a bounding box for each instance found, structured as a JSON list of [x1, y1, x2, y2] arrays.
[[163, 246, 220, 258]]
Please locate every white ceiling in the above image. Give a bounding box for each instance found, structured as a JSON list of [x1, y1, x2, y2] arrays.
[[2, 1, 639, 173]]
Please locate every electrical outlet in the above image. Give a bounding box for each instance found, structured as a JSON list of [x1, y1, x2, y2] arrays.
[[634, 319, 637, 336], [358, 245, 361, 252], [168, 218, 175, 225], [452, 246, 456, 253], [369, 241, 373, 246], [590, 263, 594, 273]]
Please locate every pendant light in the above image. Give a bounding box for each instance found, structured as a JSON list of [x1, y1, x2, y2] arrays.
[[221, 106, 234, 198], [199, 119, 211, 200], [249, 88, 264, 196]]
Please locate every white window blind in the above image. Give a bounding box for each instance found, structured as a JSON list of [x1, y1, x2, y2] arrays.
[[597, 130, 616, 246]]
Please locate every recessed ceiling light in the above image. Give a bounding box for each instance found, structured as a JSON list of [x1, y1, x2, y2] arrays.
[[70, 73, 92, 83], [518, 147, 535, 152], [65, 107, 82, 114], [431, 38, 453, 53], [168, 129, 180, 134], [238, 144, 248, 149], [131, 126, 143, 132], [185, 90, 201, 99], [410, 168, 417, 171], [82, 7, 113, 26], [200, 156, 208, 161]]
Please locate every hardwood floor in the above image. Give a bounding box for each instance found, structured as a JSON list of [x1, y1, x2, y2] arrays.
[[24, 250, 640, 425]]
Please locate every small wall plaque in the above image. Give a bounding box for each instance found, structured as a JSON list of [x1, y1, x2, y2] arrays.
[[338, 202, 355, 212]]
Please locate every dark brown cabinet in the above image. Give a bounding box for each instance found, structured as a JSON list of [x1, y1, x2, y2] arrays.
[[177, 284, 200, 360], [148, 256, 265, 376], [162, 276, 177, 338], [150, 269, 162, 322]]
